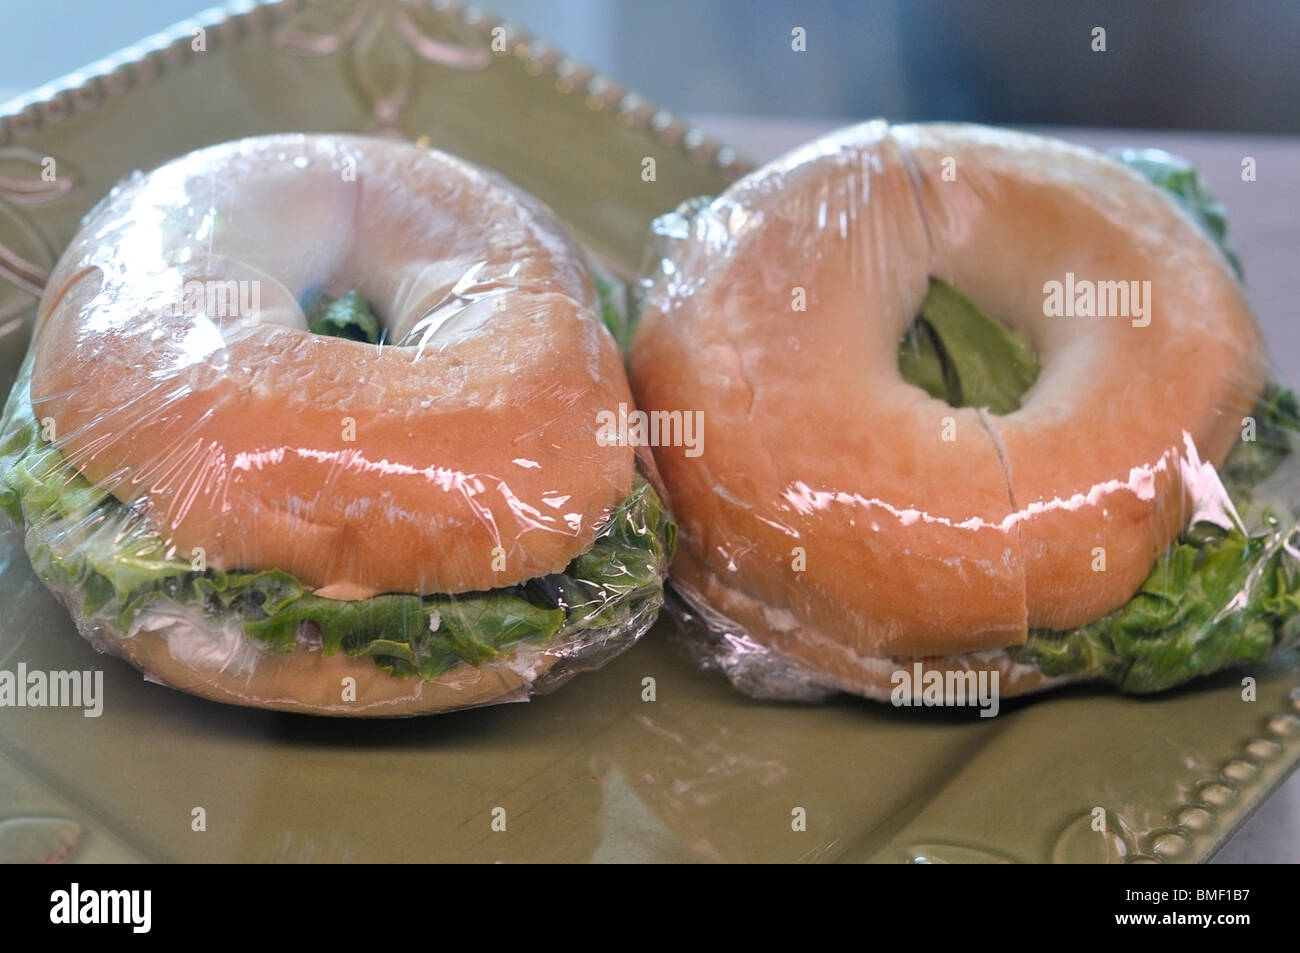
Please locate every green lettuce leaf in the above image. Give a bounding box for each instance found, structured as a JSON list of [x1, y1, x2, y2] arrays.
[[305, 289, 381, 343], [1010, 503, 1300, 693], [593, 275, 627, 349], [1218, 382, 1300, 498], [899, 277, 1039, 414], [241, 589, 565, 680], [587, 253, 634, 352], [1112, 147, 1243, 279], [0, 350, 672, 680]]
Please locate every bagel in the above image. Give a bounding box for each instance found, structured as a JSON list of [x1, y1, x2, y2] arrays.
[[0, 134, 674, 716], [632, 121, 1295, 703]]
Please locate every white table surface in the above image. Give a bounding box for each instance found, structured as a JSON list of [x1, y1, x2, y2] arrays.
[[696, 114, 1300, 864]]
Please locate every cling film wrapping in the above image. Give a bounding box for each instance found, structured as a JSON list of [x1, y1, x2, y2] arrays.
[[0, 133, 674, 717], [629, 120, 1300, 703]]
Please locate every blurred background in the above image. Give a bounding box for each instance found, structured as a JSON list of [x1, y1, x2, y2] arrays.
[[2, 0, 1299, 132]]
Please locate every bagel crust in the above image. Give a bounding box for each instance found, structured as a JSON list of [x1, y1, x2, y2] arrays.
[[30, 134, 635, 599], [671, 546, 1074, 703], [630, 121, 1266, 694], [106, 604, 554, 717]]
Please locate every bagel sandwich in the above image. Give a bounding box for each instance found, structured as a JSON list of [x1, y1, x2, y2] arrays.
[[0, 134, 674, 717], [631, 122, 1300, 703]]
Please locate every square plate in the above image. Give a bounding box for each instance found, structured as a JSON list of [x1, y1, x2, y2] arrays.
[[1, 0, 1297, 864]]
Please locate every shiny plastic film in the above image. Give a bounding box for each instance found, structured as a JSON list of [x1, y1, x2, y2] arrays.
[[630, 120, 1300, 706], [0, 134, 674, 717]]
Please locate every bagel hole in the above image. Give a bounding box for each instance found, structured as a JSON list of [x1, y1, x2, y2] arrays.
[[897, 277, 1041, 415], [303, 288, 391, 345]]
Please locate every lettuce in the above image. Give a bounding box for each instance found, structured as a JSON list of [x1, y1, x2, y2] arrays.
[[899, 277, 1039, 414], [1112, 147, 1243, 278], [0, 351, 672, 680], [1010, 509, 1300, 692], [593, 275, 628, 348], [304, 289, 381, 343], [1218, 383, 1300, 497]]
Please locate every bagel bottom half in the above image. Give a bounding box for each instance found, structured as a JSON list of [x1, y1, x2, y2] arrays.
[[107, 612, 550, 717], [671, 547, 1071, 703]]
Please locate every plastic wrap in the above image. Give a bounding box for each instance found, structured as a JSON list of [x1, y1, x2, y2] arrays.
[[0, 133, 674, 717], [629, 120, 1300, 705]]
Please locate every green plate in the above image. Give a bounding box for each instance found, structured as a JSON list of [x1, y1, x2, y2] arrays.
[[1, 0, 1297, 864]]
